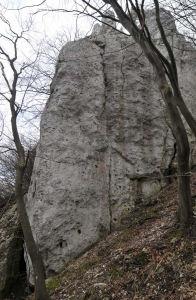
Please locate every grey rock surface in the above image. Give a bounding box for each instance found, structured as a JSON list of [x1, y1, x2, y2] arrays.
[[26, 14, 196, 279]]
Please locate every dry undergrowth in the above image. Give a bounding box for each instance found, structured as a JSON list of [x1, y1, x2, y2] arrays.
[[45, 174, 196, 300], [6, 174, 196, 299]]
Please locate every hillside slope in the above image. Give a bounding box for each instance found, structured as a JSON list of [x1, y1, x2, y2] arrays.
[[5, 174, 196, 300], [45, 174, 196, 300]]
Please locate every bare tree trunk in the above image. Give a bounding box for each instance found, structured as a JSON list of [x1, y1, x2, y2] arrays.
[[162, 90, 193, 224], [176, 97, 196, 138], [15, 165, 50, 300], [145, 47, 193, 225], [11, 102, 50, 299], [0, 7, 51, 298], [134, 36, 193, 225]]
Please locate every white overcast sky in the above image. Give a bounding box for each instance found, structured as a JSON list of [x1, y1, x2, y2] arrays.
[[1, 0, 93, 43], [0, 0, 93, 146]]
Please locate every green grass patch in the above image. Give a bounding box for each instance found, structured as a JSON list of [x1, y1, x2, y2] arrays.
[[46, 274, 62, 291]]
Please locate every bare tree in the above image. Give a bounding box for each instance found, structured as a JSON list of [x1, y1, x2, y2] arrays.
[[0, 7, 51, 300], [0, 139, 36, 203], [166, 0, 196, 46], [0, 0, 86, 296]]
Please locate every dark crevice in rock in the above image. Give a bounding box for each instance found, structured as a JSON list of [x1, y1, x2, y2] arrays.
[[97, 38, 107, 119], [126, 171, 163, 181], [108, 151, 113, 233], [102, 40, 113, 233], [112, 146, 133, 164], [2, 227, 27, 299], [19, 246, 27, 279], [93, 36, 113, 233], [119, 37, 126, 143], [163, 118, 177, 183]]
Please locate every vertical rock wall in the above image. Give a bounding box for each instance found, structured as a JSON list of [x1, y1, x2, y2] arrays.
[[26, 14, 196, 277]]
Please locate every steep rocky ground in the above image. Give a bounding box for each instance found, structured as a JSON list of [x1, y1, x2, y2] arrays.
[[5, 173, 196, 300]]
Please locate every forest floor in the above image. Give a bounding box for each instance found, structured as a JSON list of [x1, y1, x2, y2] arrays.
[[5, 173, 196, 300]]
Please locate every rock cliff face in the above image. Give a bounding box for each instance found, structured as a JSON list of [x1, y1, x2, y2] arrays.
[[26, 11, 196, 278]]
